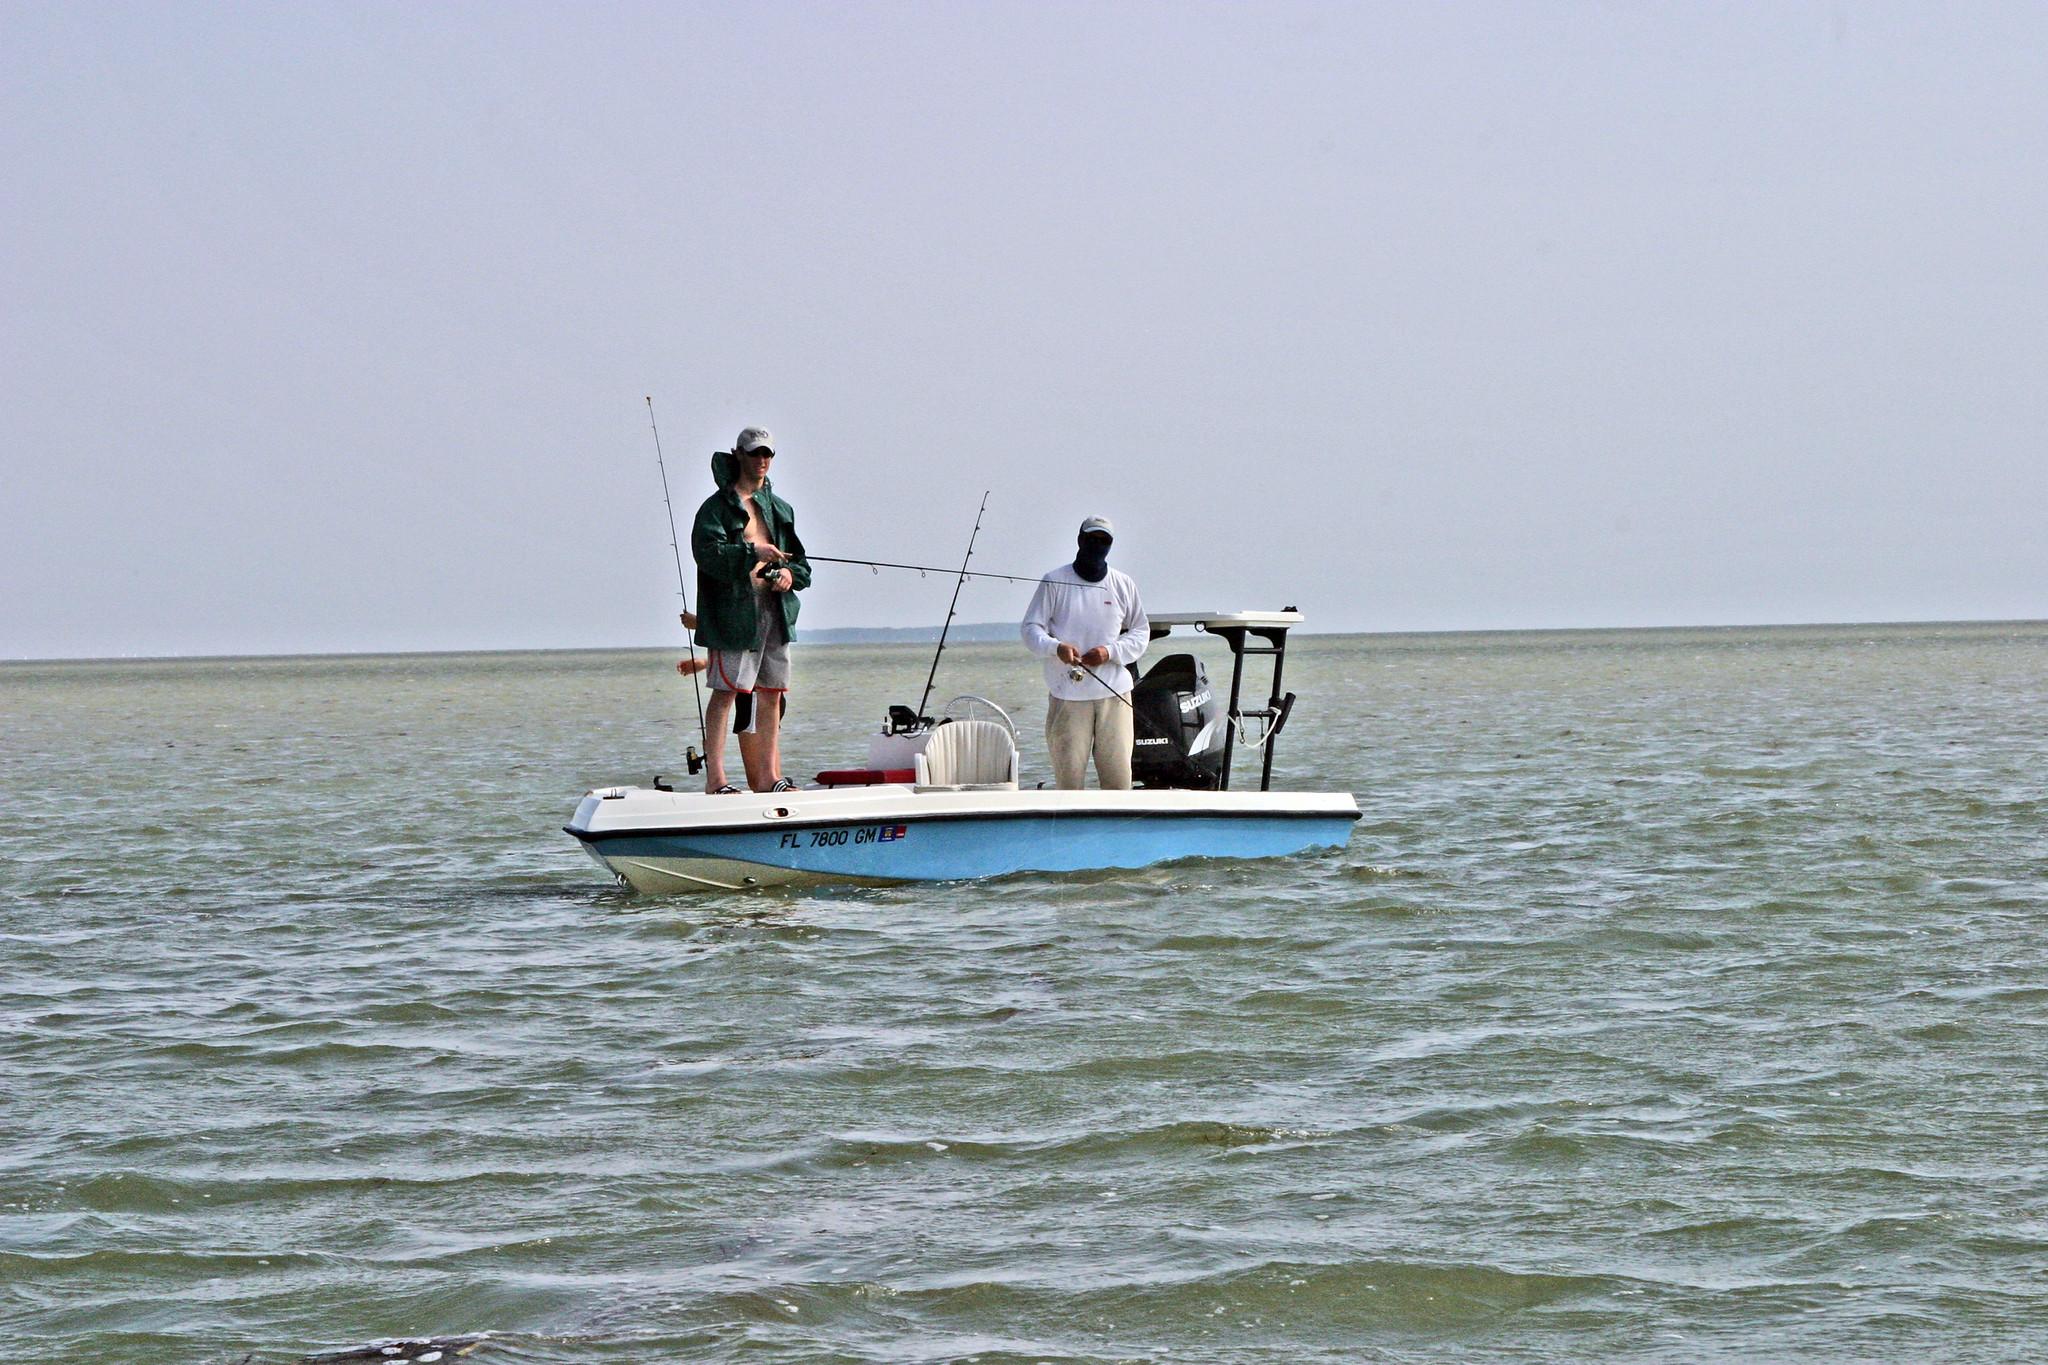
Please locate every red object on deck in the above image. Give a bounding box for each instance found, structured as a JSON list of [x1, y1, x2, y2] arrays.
[[813, 768, 917, 788]]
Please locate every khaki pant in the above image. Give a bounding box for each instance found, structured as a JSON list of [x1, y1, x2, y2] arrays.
[[1046, 695, 1134, 791]]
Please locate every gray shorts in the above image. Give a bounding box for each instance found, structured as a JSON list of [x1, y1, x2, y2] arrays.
[[708, 590, 789, 732]]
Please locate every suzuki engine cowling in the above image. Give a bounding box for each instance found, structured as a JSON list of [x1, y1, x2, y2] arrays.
[[1130, 653, 1227, 790]]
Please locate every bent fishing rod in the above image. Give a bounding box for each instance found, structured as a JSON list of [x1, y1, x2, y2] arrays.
[[847, 531, 1173, 742], [810, 545, 1161, 726], [638, 432, 1156, 764], [805, 551, 1164, 611], [805, 553, 1056, 587], [646, 396, 708, 776]]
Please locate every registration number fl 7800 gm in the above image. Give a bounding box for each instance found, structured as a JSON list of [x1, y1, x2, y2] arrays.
[[779, 824, 909, 849]]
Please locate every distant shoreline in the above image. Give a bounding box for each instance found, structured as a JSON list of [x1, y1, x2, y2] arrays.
[[800, 623, 1018, 645], [5, 619, 2044, 666]]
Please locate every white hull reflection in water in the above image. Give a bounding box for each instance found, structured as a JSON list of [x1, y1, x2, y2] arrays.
[[6, 625, 2048, 1363]]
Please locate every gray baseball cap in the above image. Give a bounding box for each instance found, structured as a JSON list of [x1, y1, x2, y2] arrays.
[[1078, 515, 1114, 537], [736, 426, 775, 454]]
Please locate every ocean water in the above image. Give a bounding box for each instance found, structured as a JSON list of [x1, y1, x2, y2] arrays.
[[3, 624, 2045, 1363]]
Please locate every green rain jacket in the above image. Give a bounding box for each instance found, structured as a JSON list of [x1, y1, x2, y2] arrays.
[[690, 449, 812, 651]]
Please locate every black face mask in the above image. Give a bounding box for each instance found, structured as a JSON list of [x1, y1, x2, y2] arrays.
[[1073, 535, 1111, 583]]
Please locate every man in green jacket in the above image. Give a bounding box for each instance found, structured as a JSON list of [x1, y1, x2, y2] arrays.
[[690, 426, 812, 793]]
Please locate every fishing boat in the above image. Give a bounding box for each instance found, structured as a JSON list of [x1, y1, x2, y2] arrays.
[[565, 610, 1359, 892]]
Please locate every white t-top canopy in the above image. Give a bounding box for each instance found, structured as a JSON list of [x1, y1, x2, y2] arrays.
[[1149, 611, 1303, 632]]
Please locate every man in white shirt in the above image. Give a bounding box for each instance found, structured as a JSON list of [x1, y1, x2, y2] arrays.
[[1020, 515, 1150, 790]]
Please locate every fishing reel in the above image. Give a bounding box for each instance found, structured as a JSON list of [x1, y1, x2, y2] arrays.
[[653, 746, 706, 791], [886, 704, 931, 735], [883, 696, 1016, 741]]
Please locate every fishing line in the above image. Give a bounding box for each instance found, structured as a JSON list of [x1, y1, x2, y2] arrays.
[[646, 396, 707, 776]]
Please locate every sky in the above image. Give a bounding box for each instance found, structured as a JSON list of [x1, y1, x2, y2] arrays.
[[3, 1, 2044, 659]]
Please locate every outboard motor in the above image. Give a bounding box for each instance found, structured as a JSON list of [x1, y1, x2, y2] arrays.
[[1130, 653, 1227, 790]]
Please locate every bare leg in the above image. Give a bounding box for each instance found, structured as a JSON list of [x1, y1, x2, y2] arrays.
[[738, 690, 784, 790], [703, 689, 734, 792], [676, 613, 705, 677]]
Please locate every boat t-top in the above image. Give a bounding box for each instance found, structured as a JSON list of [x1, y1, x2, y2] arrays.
[[565, 609, 1359, 892]]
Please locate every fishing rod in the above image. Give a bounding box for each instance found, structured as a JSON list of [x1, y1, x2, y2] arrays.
[[805, 553, 1052, 587], [817, 545, 1158, 726], [821, 535, 1204, 770], [915, 491, 989, 720], [1073, 660, 1171, 745], [646, 396, 707, 776], [807, 552, 1157, 613]]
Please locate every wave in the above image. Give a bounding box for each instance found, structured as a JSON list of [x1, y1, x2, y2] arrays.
[[803, 1118, 1336, 1171]]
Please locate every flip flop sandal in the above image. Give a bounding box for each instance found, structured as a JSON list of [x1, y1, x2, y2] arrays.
[[768, 778, 801, 792], [711, 783, 742, 795]]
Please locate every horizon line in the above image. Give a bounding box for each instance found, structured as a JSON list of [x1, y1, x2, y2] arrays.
[[5, 616, 2044, 667]]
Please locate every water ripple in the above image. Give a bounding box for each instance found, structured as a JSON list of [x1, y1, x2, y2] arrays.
[[4, 628, 2048, 1361]]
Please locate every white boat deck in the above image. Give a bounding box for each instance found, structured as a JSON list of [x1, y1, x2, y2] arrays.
[[572, 782, 1359, 839]]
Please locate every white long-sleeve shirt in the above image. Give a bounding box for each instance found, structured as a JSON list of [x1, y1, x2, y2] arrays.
[[1020, 563, 1150, 700]]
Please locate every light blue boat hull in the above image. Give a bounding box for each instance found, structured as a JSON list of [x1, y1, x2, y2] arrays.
[[567, 785, 1362, 892], [584, 810, 1355, 885]]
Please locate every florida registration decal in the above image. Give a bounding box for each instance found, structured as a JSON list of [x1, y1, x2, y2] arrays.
[[779, 824, 911, 850]]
